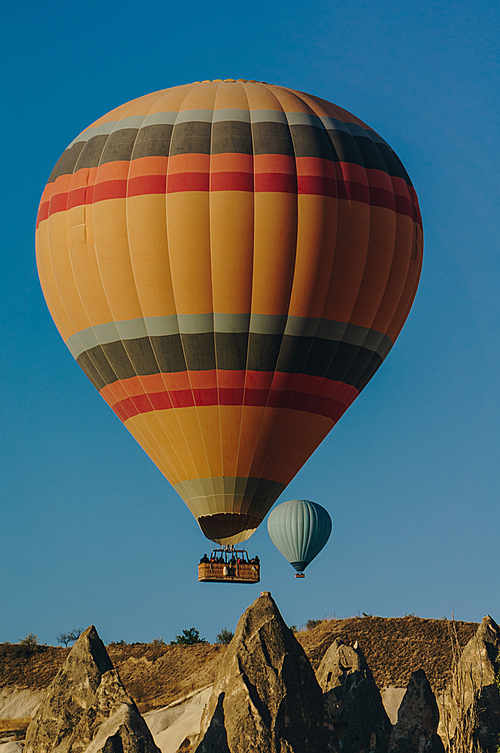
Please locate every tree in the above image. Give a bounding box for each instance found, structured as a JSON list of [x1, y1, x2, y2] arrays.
[[170, 628, 208, 645], [215, 628, 234, 645], [56, 628, 83, 647]]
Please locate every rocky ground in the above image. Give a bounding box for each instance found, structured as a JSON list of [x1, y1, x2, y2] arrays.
[[0, 600, 498, 753], [0, 615, 476, 714]]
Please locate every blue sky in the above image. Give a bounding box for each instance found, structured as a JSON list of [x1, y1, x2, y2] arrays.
[[1, 0, 499, 646]]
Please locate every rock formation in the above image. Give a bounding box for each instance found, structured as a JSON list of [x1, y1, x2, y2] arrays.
[[438, 615, 500, 753], [24, 625, 160, 753], [193, 591, 339, 753], [388, 669, 444, 752], [316, 638, 391, 752]]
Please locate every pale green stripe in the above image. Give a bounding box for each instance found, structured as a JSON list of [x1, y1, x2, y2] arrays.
[[175, 109, 213, 124], [213, 108, 251, 123], [66, 314, 393, 360], [66, 110, 374, 151], [68, 116, 147, 147], [213, 313, 250, 332], [250, 109, 288, 124], [249, 313, 288, 334]]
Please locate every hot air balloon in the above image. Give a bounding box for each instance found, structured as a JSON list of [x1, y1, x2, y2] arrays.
[[36, 79, 422, 562], [267, 499, 332, 576]]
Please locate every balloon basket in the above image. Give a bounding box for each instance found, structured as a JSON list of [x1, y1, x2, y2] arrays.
[[198, 546, 260, 584], [295, 573, 306, 578]]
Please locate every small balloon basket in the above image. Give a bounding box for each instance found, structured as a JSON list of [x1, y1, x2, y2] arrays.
[[198, 546, 260, 584], [295, 573, 306, 578]]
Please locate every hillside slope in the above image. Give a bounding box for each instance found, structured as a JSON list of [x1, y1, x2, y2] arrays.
[[0, 616, 477, 713]]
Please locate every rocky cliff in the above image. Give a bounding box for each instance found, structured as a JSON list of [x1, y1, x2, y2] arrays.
[[317, 638, 391, 752], [23, 627, 160, 753], [1, 607, 498, 753], [194, 592, 339, 753], [439, 615, 500, 752]]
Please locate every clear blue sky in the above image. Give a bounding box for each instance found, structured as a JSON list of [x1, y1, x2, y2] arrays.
[[1, 0, 499, 646]]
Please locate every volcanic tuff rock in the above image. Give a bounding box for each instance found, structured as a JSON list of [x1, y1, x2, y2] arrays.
[[193, 591, 339, 753], [388, 669, 444, 753], [316, 638, 391, 753], [438, 615, 500, 753], [24, 626, 160, 753]]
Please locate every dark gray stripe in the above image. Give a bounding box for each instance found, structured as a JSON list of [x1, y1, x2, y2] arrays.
[[175, 475, 285, 499], [48, 112, 414, 186], [252, 121, 295, 156], [169, 121, 212, 157], [175, 476, 286, 524], [75, 331, 387, 393], [66, 315, 392, 360], [131, 123, 173, 159], [211, 120, 253, 155], [100, 128, 139, 163]]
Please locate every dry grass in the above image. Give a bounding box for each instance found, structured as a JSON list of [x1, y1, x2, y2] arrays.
[[296, 615, 477, 694], [0, 616, 479, 715], [0, 717, 31, 734]]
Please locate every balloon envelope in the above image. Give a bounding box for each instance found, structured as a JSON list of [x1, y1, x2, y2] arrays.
[[36, 80, 422, 546], [267, 499, 332, 572]]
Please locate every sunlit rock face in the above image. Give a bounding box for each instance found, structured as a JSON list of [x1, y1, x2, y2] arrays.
[[24, 626, 160, 753], [316, 638, 391, 753], [438, 615, 500, 752], [194, 592, 339, 753]]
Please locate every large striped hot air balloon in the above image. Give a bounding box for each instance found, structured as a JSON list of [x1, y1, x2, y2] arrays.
[[36, 79, 423, 547]]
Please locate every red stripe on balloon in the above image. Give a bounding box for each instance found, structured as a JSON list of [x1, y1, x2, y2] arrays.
[[37, 166, 422, 228], [105, 382, 358, 424], [99, 370, 359, 407]]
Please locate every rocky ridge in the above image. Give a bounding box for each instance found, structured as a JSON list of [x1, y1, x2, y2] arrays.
[[23, 626, 160, 753], [389, 669, 444, 752], [1, 608, 498, 753], [0, 616, 477, 716], [317, 638, 391, 751], [439, 615, 500, 752], [194, 591, 339, 753]]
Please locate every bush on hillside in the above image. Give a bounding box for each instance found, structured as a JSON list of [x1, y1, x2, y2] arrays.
[[19, 634, 40, 653], [216, 628, 234, 645], [305, 619, 323, 630], [170, 628, 208, 645]]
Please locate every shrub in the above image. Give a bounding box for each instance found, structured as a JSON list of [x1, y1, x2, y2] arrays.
[[151, 637, 166, 646], [19, 633, 39, 651], [305, 619, 322, 630], [216, 628, 234, 645], [170, 628, 208, 645]]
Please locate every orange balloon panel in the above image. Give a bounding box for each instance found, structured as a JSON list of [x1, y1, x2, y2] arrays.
[[36, 80, 422, 544]]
